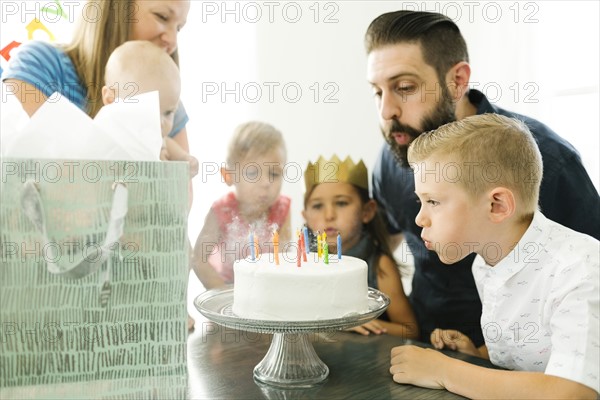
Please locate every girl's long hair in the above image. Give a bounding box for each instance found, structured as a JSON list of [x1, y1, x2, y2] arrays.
[[354, 186, 399, 277]]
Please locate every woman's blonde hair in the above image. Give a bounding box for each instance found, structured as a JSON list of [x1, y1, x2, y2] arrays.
[[408, 114, 543, 217], [226, 122, 286, 166], [64, 0, 180, 117]]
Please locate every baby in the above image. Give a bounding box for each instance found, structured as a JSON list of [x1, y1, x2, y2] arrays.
[[103, 41, 198, 331], [102, 40, 196, 167]]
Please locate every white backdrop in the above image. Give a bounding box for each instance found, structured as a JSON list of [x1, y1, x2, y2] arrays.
[[1, 1, 598, 298], [179, 1, 599, 245]]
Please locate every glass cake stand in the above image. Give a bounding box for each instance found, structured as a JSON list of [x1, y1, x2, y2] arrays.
[[194, 287, 390, 388]]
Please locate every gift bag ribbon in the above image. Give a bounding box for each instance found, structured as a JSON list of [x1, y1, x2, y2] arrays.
[[20, 179, 128, 279]]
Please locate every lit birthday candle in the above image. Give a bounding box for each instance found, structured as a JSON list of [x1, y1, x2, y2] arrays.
[[273, 230, 279, 265], [296, 228, 301, 258], [317, 231, 322, 259], [322, 231, 327, 244], [249, 230, 255, 261], [303, 225, 310, 254], [301, 234, 308, 262], [254, 232, 260, 258], [298, 230, 305, 259], [337, 231, 342, 259], [323, 241, 329, 264], [297, 233, 302, 267]]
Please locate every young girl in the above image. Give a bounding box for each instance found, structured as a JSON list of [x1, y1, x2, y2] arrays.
[[302, 155, 418, 338], [192, 122, 291, 289]]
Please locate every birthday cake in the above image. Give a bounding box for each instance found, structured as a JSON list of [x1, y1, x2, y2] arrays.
[[232, 254, 369, 321]]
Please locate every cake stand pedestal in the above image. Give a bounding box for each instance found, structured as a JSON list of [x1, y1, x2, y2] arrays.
[[194, 287, 389, 388]]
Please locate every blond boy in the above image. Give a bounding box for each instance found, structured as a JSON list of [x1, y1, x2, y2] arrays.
[[390, 114, 599, 399]]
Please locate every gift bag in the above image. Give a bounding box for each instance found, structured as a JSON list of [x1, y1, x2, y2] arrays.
[[0, 158, 189, 397]]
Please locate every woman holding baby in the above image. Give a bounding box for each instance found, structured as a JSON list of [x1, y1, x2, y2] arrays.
[[3, 0, 197, 330], [3, 0, 194, 165]]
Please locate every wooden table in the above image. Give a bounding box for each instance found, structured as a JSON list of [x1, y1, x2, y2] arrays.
[[1, 318, 499, 399], [188, 320, 500, 399]]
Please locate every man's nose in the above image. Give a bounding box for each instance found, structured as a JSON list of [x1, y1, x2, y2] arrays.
[[380, 90, 401, 121]]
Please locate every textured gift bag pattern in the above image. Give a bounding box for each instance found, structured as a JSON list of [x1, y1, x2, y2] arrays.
[[0, 160, 189, 397]]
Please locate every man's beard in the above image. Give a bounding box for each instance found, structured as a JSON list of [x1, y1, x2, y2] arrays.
[[382, 93, 457, 167]]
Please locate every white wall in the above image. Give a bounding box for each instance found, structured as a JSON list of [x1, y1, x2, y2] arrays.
[[0, 1, 597, 247], [181, 1, 599, 245]]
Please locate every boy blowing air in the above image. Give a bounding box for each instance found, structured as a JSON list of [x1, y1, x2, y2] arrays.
[[389, 114, 599, 399]]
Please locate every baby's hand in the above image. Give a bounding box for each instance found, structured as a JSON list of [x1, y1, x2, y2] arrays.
[[158, 138, 170, 161], [185, 154, 199, 178], [430, 328, 479, 357], [161, 137, 199, 178], [347, 320, 387, 336]]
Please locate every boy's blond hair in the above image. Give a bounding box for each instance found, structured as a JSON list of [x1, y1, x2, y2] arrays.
[[226, 121, 286, 166], [408, 113, 543, 217]]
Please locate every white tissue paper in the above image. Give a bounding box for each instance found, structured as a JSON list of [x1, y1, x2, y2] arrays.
[[1, 91, 162, 161], [0, 84, 31, 139]]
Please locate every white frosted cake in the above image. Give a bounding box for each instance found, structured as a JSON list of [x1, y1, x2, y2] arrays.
[[232, 254, 369, 321]]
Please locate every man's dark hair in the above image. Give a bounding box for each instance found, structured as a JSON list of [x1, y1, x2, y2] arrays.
[[365, 11, 469, 84]]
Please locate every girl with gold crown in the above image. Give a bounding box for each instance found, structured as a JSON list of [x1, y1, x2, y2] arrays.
[[302, 155, 418, 338]]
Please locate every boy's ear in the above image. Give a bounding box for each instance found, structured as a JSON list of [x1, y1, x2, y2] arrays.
[[220, 167, 234, 187], [488, 187, 516, 223], [101, 85, 115, 105], [361, 199, 378, 224]]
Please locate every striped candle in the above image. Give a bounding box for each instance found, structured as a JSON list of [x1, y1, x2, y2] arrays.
[[249, 231, 255, 261], [317, 231, 322, 259], [297, 234, 302, 267], [273, 230, 279, 265], [301, 236, 308, 262], [254, 233, 259, 258], [303, 225, 310, 254]]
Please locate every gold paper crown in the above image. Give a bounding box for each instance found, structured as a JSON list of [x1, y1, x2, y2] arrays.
[[304, 155, 369, 194]]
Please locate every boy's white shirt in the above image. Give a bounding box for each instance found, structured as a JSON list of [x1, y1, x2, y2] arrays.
[[472, 211, 599, 393]]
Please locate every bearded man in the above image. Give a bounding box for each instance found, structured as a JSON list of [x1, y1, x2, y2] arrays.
[[366, 10, 600, 345]]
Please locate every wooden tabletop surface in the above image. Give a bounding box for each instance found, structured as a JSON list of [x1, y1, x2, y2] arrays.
[[187, 320, 500, 399], [1, 317, 500, 399]]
